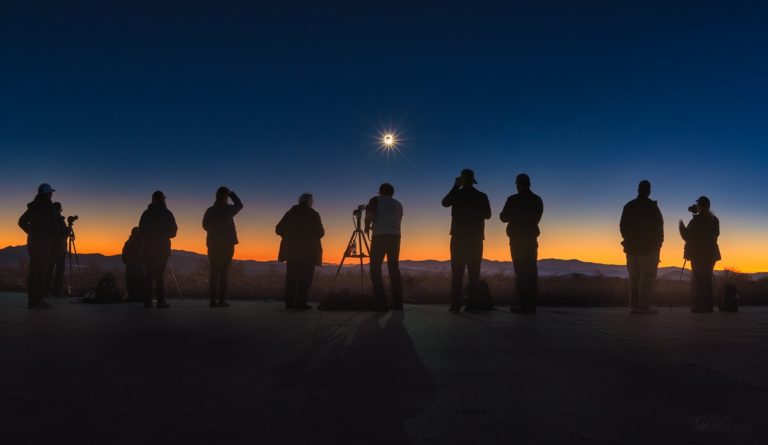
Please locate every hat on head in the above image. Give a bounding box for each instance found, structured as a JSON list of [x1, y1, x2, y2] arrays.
[[696, 196, 711, 210], [37, 183, 55, 194], [460, 169, 478, 184]]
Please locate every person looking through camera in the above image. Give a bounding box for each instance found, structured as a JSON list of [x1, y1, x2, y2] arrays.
[[679, 196, 720, 313], [365, 183, 404, 311]]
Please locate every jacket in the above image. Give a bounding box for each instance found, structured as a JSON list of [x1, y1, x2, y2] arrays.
[[138, 202, 178, 259], [441, 186, 491, 240], [18, 194, 59, 249], [276, 204, 324, 265], [680, 213, 721, 262], [620, 196, 664, 254], [122, 235, 142, 265], [202, 192, 243, 248], [500, 189, 543, 240]]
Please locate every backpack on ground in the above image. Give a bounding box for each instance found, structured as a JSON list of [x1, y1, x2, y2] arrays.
[[81, 273, 124, 304]]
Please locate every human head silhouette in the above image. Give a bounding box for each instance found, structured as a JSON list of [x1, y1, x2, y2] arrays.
[[516, 174, 531, 192], [37, 183, 55, 200], [638, 180, 651, 198], [379, 183, 395, 196], [298, 193, 313, 208], [215, 186, 230, 205], [151, 191, 166, 205], [130, 226, 140, 238], [696, 196, 711, 212], [459, 169, 477, 187]]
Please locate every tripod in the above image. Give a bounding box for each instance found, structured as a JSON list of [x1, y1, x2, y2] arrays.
[[66, 223, 83, 297], [329, 206, 371, 296]]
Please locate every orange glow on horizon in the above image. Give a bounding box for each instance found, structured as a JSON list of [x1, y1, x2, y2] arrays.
[[2, 217, 766, 273]]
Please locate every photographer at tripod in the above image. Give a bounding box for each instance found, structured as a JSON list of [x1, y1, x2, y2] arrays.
[[679, 196, 720, 313], [365, 183, 403, 311]]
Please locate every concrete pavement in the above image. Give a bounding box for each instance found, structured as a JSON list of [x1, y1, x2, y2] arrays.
[[1, 294, 766, 444]]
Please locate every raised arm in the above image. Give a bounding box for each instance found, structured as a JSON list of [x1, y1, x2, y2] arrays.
[[229, 191, 243, 216], [364, 197, 376, 233], [442, 179, 460, 207]]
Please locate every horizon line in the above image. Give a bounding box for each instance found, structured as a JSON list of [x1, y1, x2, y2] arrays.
[[1, 245, 763, 274]]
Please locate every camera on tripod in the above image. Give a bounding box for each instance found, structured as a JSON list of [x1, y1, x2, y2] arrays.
[[352, 204, 367, 217], [67, 215, 79, 226]]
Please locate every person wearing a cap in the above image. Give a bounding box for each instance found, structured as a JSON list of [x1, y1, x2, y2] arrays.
[[679, 196, 721, 312], [441, 169, 491, 312], [500, 174, 544, 314], [620, 180, 664, 315], [138, 191, 178, 309], [17, 183, 60, 309]]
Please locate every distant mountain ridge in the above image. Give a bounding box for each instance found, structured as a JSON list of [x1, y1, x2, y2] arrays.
[[1, 245, 765, 280]]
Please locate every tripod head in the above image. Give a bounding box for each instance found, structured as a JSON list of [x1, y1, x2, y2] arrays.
[[352, 204, 367, 231], [66, 215, 78, 240]]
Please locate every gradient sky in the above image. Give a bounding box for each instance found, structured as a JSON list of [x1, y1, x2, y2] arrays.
[[2, 1, 767, 271]]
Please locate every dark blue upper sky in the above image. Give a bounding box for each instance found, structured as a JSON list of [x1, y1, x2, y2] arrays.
[[2, 0, 767, 267]]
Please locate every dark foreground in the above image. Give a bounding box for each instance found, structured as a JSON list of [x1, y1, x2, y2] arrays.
[[1, 294, 766, 445]]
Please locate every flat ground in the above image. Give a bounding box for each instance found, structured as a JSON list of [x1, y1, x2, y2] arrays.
[[1, 294, 766, 445]]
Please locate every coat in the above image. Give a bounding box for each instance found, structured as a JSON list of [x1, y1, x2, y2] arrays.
[[500, 189, 543, 240], [680, 213, 721, 262], [138, 202, 178, 260], [18, 194, 59, 250], [202, 192, 243, 248], [620, 196, 664, 254], [276, 204, 324, 265], [441, 186, 491, 240]]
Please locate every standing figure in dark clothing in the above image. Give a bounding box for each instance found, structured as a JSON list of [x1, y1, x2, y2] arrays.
[[45, 202, 69, 298], [365, 183, 404, 311], [138, 191, 178, 309], [18, 183, 59, 309], [442, 169, 491, 312], [122, 227, 144, 302], [679, 196, 720, 313], [620, 180, 664, 314], [500, 174, 543, 314], [202, 187, 243, 308], [276, 193, 324, 310]]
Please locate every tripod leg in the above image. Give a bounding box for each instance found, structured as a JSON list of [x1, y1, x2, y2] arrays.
[[329, 230, 357, 295]]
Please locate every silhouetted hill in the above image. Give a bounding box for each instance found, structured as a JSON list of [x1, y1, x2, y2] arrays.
[[2, 245, 765, 280]]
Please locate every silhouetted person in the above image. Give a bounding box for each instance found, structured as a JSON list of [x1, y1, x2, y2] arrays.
[[620, 180, 664, 314], [121, 227, 144, 302], [500, 174, 543, 314], [18, 183, 59, 309], [202, 187, 243, 308], [679, 196, 720, 313], [276, 193, 324, 310], [44, 202, 69, 298], [442, 169, 491, 312], [138, 191, 178, 309], [365, 183, 404, 311]]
